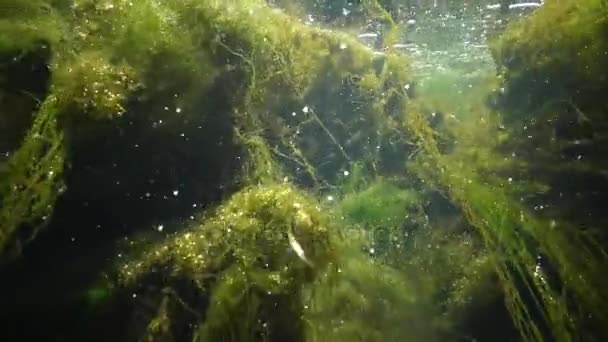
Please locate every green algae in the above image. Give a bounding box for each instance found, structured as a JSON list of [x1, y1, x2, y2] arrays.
[[1, 0, 607, 341], [339, 179, 420, 227], [391, 4, 608, 339], [0, 0, 418, 255], [0, 95, 64, 257], [302, 237, 439, 342], [408, 66, 608, 342], [113, 181, 495, 341], [486, 2, 608, 339], [116, 184, 335, 341], [491, 0, 608, 120]]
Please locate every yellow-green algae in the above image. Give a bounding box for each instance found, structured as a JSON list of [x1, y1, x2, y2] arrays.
[[0, 95, 64, 256], [1, 0, 414, 253], [1, 0, 607, 341], [409, 41, 608, 342], [487, 1, 608, 339], [115, 181, 495, 341], [117, 184, 334, 341]]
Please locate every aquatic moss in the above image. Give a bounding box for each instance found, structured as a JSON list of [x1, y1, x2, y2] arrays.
[[116, 183, 335, 340], [302, 220, 495, 342], [0, 1, 510, 340], [486, 2, 608, 339], [406, 94, 608, 341], [165, 0, 414, 187], [0, 0, 415, 257], [53, 51, 137, 120], [491, 0, 608, 121], [0, 95, 64, 256], [490, 0, 608, 216], [339, 179, 420, 227], [0, 0, 218, 254], [0, 1, 66, 53], [302, 238, 440, 342]]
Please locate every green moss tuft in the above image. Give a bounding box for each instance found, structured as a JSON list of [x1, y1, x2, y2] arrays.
[[117, 183, 335, 340], [339, 179, 419, 228]]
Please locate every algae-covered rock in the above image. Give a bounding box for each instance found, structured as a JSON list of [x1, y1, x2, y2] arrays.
[[116, 183, 334, 341], [380, 2, 608, 340], [492, 0, 608, 120], [486, 2, 608, 338], [0, 1, 511, 341], [111, 181, 496, 342], [490, 0, 608, 209], [0, 0, 414, 256]]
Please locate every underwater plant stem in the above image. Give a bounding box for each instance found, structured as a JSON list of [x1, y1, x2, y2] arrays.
[[307, 107, 351, 162], [364, 0, 399, 53], [215, 38, 256, 97]]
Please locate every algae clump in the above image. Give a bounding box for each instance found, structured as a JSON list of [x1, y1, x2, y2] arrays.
[[339, 179, 420, 228], [116, 184, 334, 341]]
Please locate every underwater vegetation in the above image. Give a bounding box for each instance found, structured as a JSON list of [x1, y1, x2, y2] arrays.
[[115, 184, 334, 341], [488, 1, 608, 339], [0, 0, 419, 257], [0, 0, 607, 341], [407, 0, 608, 340], [339, 178, 419, 228]]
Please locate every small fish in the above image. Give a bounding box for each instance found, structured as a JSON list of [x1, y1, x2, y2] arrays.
[[288, 223, 313, 267]]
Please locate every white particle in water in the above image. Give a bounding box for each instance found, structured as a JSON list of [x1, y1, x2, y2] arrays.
[[292, 111, 297, 116], [302, 105, 309, 113], [172, 189, 179, 196], [326, 195, 334, 201], [369, 248, 375, 255], [508, 177, 513, 184], [175, 107, 182, 113], [343, 170, 350, 176], [157, 224, 164, 232], [339, 42, 348, 50]]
